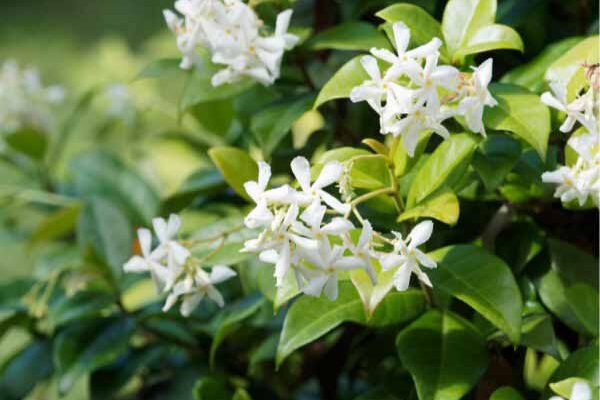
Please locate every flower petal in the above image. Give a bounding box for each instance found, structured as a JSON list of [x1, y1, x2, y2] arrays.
[[291, 156, 312, 193], [408, 220, 433, 247], [210, 265, 237, 284], [314, 161, 343, 189]]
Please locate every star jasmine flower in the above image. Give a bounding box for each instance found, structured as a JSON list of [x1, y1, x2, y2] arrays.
[[343, 220, 378, 284], [542, 161, 597, 207], [295, 201, 354, 240], [550, 380, 592, 400], [541, 82, 596, 133], [350, 55, 400, 113], [163, 265, 237, 316], [370, 22, 442, 78], [408, 53, 459, 111], [457, 58, 497, 135], [380, 220, 437, 291], [291, 156, 351, 214], [124, 228, 169, 291], [297, 239, 364, 301], [568, 132, 600, 164], [152, 214, 191, 290]]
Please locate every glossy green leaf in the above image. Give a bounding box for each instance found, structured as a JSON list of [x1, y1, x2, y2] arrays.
[[277, 282, 425, 367], [350, 155, 391, 189], [194, 375, 230, 400], [308, 21, 390, 51], [208, 146, 258, 202], [490, 386, 524, 400], [396, 309, 488, 400], [69, 150, 160, 225], [544, 345, 599, 398], [251, 94, 314, 156], [4, 128, 48, 160], [454, 23, 523, 58], [292, 109, 325, 149], [407, 133, 478, 207], [209, 294, 266, 367], [547, 238, 598, 289], [485, 84, 551, 160], [520, 313, 561, 359], [545, 36, 599, 100], [398, 187, 460, 225], [77, 197, 133, 282], [54, 317, 135, 395], [30, 204, 81, 245], [441, 0, 496, 57], [47, 290, 116, 329], [135, 58, 181, 80], [564, 283, 599, 337], [0, 340, 53, 400], [501, 37, 583, 92], [428, 244, 523, 342], [550, 378, 596, 399], [314, 56, 368, 109], [472, 134, 522, 190]]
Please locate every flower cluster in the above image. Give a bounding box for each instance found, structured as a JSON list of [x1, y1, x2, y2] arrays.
[[541, 80, 599, 207], [0, 60, 64, 134], [124, 214, 236, 316], [350, 22, 497, 156], [164, 0, 299, 86], [242, 156, 437, 300]]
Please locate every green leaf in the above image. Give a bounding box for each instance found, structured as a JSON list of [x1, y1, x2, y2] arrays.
[[428, 244, 523, 343], [135, 58, 181, 80], [501, 37, 583, 92], [292, 109, 325, 149], [314, 56, 369, 109], [251, 94, 314, 156], [162, 169, 227, 214], [441, 0, 497, 57], [544, 345, 599, 398], [376, 4, 444, 49], [209, 294, 265, 367], [277, 282, 425, 367], [495, 221, 544, 274], [490, 386, 524, 400], [307, 21, 390, 51], [54, 317, 135, 395], [316, 147, 370, 165], [4, 128, 48, 160], [565, 283, 599, 337], [77, 197, 133, 282], [398, 188, 460, 225], [69, 150, 160, 225], [47, 290, 116, 329], [485, 84, 551, 160], [545, 36, 599, 100], [396, 309, 488, 400], [350, 155, 391, 189], [453, 23, 523, 58], [407, 133, 478, 207], [194, 375, 231, 400], [550, 378, 596, 399], [30, 203, 82, 245], [472, 134, 522, 190], [0, 340, 53, 400], [520, 313, 561, 359], [208, 146, 258, 202], [548, 238, 598, 289]]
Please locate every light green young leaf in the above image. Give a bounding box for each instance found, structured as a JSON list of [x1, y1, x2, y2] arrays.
[[4, 128, 48, 160], [543, 345, 599, 398], [485, 84, 551, 160], [135, 58, 181, 80], [307, 21, 390, 51], [277, 282, 425, 367], [314, 56, 369, 109], [208, 146, 258, 202], [490, 386, 524, 400], [442, 0, 497, 56], [501, 37, 583, 92], [407, 133, 478, 207], [454, 23, 523, 58], [30, 204, 82, 246], [398, 187, 459, 225], [396, 310, 488, 400], [549, 378, 596, 399], [428, 244, 523, 343], [545, 36, 599, 100]]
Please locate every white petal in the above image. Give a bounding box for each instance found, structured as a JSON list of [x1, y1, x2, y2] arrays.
[[162, 292, 180, 313], [257, 161, 272, 190], [319, 190, 351, 214], [274, 240, 291, 286], [333, 256, 364, 270], [259, 249, 279, 264], [210, 265, 237, 284], [244, 201, 274, 228], [358, 220, 373, 249], [370, 48, 397, 65], [302, 275, 329, 297], [321, 217, 354, 235], [275, 9, 293, 36], [360, 56, 382, 82], [289, 234, 319, 251], [300, 200, 326, 228], [167, 214, 182, 239], [380, 253, 404, 271], [124, 256, 149, 273], [314, 161, 343, 189], [407, 37, 442, 59], [476, 58, 494, 87], [206, 285, 225, 307], [291, 156, 312, 193], [408, 220, 433, 247], [180, 293, 204, 316], [392, 22, 410, 53], [414, 249, 437, 269], [171, 241, 191, 264], [540, 92, 566, 112], [393, 265, 412, 291], [323, 275, 339, 300], [571, 381, 592, 400], [152, 217, 169, 243]]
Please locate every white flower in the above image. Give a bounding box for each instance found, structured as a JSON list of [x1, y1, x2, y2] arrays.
[[343, 220, 378, 284], [350, 55, 401, 114], [0, 60, 64, 134], [568, 131, 600, 165], [550, 380, 592, 400], [152, 214, 191, 290], [163, 265, 237, 316], [457, 58, 497, 135], [296, 238, 364, 300], [380, 220, 437, 291], [370, 22, 442, 78], [542, 162, 598, 207], [386, 103, 450, 156], [124, 228, 169, 291], [291, 156, 351, 214], [408, 53, 459, 111], [541, 83, 596, 134]]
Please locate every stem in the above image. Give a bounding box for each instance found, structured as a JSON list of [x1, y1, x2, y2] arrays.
[[419, 280, 435, 306], [182, 223, 245, 247], [349, 187, 396, 208]]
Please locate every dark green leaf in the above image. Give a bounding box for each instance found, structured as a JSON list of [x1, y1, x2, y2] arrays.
[[308, 21, 390, 51], [208, 146, 258, 202], [0, 340, 53, 400], [472, 134, 522, 190], [4, 128, 48, 160], [543, 345, 599, 398], [314, 56, 369, 109], [490, 386, 524, 400]]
